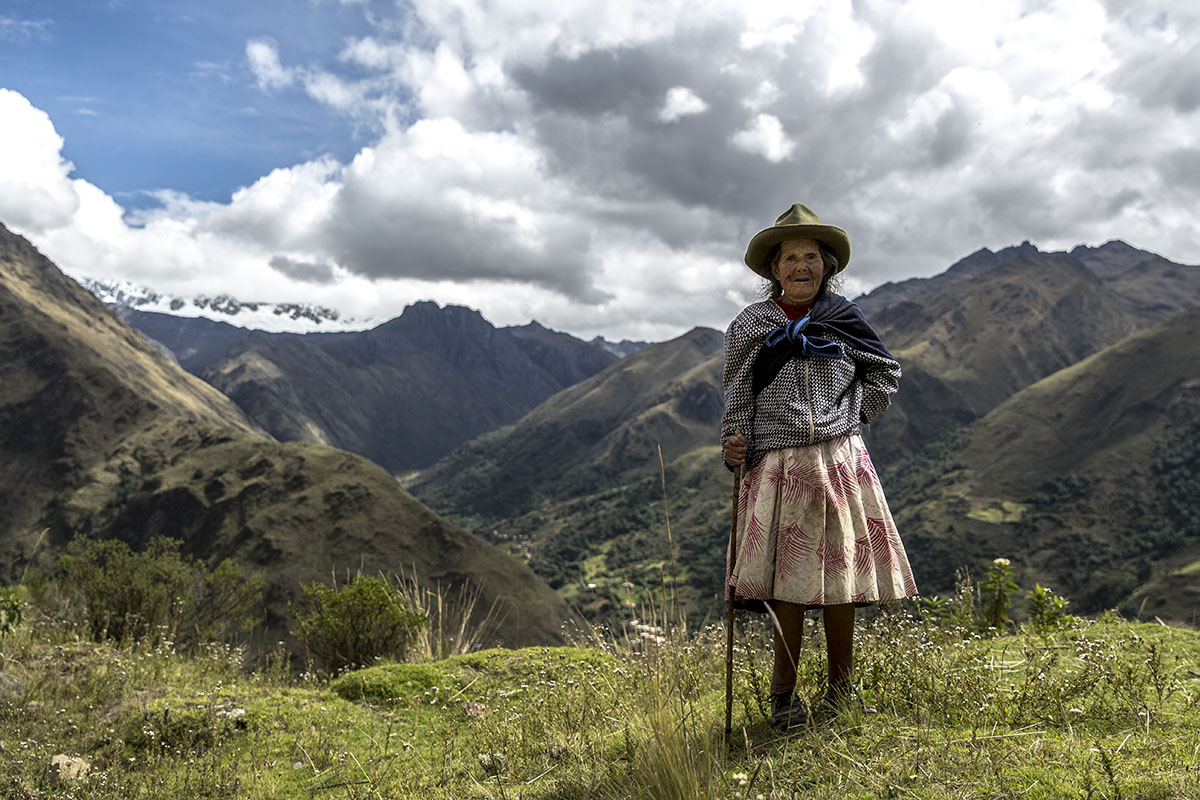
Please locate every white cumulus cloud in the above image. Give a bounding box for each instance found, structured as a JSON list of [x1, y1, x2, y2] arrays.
[[0, 89, 80, 232], [246, 38, 294, 90], [659, 86, 708, 122], [729, 114, 794, 162]]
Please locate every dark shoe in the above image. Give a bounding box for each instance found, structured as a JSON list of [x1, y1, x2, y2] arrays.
[[770, 692, 809, 729]]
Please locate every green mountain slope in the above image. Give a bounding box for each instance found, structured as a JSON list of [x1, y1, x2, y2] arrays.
[[890, 308, 1200, 621], [864, 248, 1150, 465], [409, 327, 723, 521], [0, 226, 260, 547], [406, 327, 728, 622], [0, 223, 573, 646]]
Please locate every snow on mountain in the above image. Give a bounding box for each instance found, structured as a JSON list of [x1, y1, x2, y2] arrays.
[[77, 278, 374, 333], [589, 335, 650, 358]]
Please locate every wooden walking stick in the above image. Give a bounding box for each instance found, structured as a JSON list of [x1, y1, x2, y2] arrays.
[[724, 460, 742, 748]]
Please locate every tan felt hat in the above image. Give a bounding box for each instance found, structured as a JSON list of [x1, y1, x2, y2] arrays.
[[744, 204, 851, 279]]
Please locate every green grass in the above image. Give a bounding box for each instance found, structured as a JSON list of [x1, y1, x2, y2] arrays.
[[966, 500, 1027, 524], [3, 605, 1200, 799]]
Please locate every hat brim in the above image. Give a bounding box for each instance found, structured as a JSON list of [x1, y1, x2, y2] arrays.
[[744, 224, 851, 279]]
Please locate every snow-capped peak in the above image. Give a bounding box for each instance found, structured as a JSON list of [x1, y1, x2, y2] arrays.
[[77, 278, 374, 333]]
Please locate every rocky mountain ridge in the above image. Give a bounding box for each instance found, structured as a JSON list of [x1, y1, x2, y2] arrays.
[[199, 301, 621, 472], [1, 223, 574, 648]]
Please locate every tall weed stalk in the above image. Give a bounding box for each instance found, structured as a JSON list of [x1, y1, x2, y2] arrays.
[[395, 566, 507, 661]]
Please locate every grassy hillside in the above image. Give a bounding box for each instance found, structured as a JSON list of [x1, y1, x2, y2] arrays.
[[493, 443, 733, 623], [0, 224, 260, 553], [889, 308, 1200, 622], [0, 223, 574, 648], [3, 594, 1198, 799]]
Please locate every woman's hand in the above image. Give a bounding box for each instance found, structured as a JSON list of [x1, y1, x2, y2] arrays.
[[723, 429, 748, 467]]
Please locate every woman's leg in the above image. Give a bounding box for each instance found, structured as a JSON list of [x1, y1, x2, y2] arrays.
[[823, 603, 855, 692], [770, 600, 806, 696]]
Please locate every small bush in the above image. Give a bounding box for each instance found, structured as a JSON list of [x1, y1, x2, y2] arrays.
[[291, 574, 429, 673], [186, 558, 266, 644], [59, 537, 191, 645], [1026, 583, 1074, 633], [980, 557, 1019, 630], [1, 586, 22, 638], [57, 536, 264, 648]]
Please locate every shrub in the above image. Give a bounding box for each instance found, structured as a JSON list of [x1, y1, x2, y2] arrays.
[[917, 594, 952, 625], [186, 558, 266, 644], [60, 537, 191, 644], [980, 557, 1019, 630], [57, 536, 264, 647], [1, 586, 22, 639], [291, 574, 429, 673], [1026, 583, 1073, 633]]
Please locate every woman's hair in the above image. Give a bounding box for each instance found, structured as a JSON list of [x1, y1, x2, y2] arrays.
[[759, 241, 841, 300]]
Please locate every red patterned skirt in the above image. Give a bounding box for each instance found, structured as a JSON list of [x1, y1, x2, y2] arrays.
[[727, 435, 917, 607]]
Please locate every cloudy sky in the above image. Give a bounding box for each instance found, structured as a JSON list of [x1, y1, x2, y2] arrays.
[[2, 0, 1198, 341]]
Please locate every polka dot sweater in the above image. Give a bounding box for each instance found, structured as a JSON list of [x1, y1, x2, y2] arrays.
[[722, 296, 901, 470]]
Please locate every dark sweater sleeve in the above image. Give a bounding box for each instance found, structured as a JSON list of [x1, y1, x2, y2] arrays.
[[848, 346, 901, 424], [721, 314, 758, 467]]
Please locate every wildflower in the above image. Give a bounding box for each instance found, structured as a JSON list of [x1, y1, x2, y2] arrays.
[[992, 558, 1011, 567]]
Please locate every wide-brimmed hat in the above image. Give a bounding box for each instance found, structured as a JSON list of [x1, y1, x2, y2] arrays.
[[744, 204, 851, 279]]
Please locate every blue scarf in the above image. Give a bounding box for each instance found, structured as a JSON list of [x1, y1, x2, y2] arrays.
[[750, 294, 893, 397]]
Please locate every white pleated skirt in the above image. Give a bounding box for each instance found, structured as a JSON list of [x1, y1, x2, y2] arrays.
[[727, 435, 918, 607]]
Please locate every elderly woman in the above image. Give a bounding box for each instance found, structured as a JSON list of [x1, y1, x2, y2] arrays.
[[722, 204, 917, 729]]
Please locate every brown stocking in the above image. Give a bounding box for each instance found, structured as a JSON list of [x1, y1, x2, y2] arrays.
[[823, 603, 855, 692], [769, 600, 806, 696]]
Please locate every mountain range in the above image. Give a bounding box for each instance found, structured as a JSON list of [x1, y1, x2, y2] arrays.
[[891, 306, 1200, 621], [11, 220, 1200, 632], [861, 240, 1200, 466], [199, 304, 620, 472], [85, 284, 649, 472], [400, 240, 1200, 624], [1, 223, 573, 648]]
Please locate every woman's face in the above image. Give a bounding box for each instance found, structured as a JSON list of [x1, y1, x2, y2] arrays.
[[771, 238, 827, 305]]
